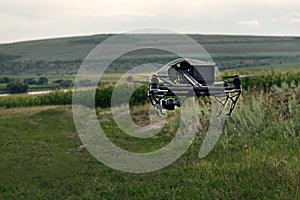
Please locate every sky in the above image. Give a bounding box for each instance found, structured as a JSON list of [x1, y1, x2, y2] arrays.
[[1, 0, 300, 43]]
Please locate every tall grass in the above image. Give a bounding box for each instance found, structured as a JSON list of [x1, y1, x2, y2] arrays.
[[222, 84, 300, 147], [0, 78, 299, 199], [1, 72, 300, 110]]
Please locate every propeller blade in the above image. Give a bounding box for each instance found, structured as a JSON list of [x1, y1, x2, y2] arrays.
[[132, 81, 149, 84], [222, 74, 258, 79], [214, 81, 233, 85], [124, 75, 151, 84], [130, 74, 153, 78]]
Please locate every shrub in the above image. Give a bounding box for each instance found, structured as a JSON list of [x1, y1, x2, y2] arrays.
[[7, 81, 29, 94]]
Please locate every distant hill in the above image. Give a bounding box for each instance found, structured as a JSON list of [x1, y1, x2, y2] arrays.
[[0, 34, 300, 76]]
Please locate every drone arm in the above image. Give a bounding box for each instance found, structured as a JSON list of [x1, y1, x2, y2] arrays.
[[148, 73, 241, 117]]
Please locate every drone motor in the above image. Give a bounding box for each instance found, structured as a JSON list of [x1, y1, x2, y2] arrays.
[[161, 98, 181, 110]]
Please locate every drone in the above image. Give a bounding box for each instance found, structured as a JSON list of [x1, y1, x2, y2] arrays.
[[146, 58, 242, 117]]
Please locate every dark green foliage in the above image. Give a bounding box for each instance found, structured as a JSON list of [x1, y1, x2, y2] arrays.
[[241, 72, 300, 90], [50, 83, 61, 90], [0, 53, 21, 62], [129, 85, 149, 106], [95, 86, 114, 108], [0, 76, 10, 83], [95, 84, 148, 108], [52, 79, 73, 88], [24, 78, 37, 85], [6, 81, 28, 94], [37, 77, 48, 85]]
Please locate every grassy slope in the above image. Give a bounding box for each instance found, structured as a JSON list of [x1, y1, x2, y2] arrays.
[[1, 34, 300, 76], [0, 34, 300, 199], [0, 103, 299, 199], [0, 35, 110, 61], [1, 34, 300, 61]]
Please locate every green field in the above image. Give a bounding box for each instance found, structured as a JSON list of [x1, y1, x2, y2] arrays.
[[0, 84, 299, 199], [226, 62, 300, 74], [0, 84, 8, 94], [1, 34, 300, 76], [1, 34, 300, 199]]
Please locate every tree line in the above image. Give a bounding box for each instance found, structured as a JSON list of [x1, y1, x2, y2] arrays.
[[0, 77, 74, 94]]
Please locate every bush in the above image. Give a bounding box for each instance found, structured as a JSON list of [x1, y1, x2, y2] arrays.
[[7, 81, 29, 94], [0, 77, 10, 84], [37, 77, 48, 85], [52, 79, 73, 88], [24, 78, 37, 85]]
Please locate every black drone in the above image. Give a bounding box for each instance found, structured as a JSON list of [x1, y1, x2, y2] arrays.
[[147, 58, 241, 116]]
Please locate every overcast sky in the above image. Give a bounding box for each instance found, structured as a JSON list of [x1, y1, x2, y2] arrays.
[[1, 0, 300, 43]]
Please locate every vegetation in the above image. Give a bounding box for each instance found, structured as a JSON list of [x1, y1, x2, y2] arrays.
[[0, 76, 10, 83], [223, 71, 300, 90], [37, 77, 49, 85], [0, 76, 73, 94], [0, 83, 299, 199], [6, 81, 29, 94], [1, 34, 300, 75], [0, 84, 148, 109], [0, 91, 72, 108], [1, 34, 300, 198], [1, 71, 300, 108]]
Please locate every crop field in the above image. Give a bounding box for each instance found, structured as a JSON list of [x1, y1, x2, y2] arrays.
[[0, 84, 8, 94], [0, 77, 299, 199], [0, 93, 299, 199], [0, 34, 300, 199], [225, 62, 300, 73]]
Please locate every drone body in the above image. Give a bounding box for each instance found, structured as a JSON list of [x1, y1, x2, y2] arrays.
[[147, 58, 241, 116]]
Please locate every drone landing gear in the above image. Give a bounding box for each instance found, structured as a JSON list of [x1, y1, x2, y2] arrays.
[[215, 91, 241, 117], [148, 93, 164, 116]]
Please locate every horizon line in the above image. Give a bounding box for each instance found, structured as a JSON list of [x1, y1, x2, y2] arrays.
[[1, 32, 300, 45]]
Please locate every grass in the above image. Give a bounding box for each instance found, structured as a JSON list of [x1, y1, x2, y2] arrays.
[[0, 84, 8, 94], [225, 62, 300, 73], [1, 34, 300, 75], [0, 84, 299, 199]]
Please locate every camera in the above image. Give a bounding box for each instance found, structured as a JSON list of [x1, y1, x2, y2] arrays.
[[161, 98, 181, 110]]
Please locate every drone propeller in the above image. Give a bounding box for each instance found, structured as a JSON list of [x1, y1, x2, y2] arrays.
[[128, 74, 154, 79], [213, 81, 233, 85], [222, 74, 258, 79], [124, 75, 150, 84]]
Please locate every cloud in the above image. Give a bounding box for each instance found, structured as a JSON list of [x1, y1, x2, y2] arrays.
[[271, 11, 300, 24], [237, 20, 260, 27], [1, 0, 300, 43], [254, 0, 300, 7], [105, 11, 155, 17], [283, 11, 300, 24]]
